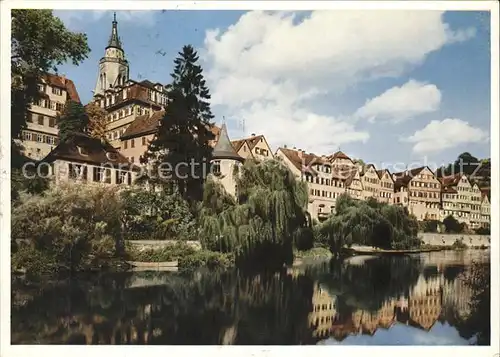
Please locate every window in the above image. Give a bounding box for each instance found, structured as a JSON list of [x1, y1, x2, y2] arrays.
[[130, 156, 135, 163], [131, 139, 135, 148], [37, 115, 44, 125], [117, 171, 129, 184], [142, 137, 147, 146], [128, 107, 132, 115], [50, 101, 57, 110], [136, 107, 141, 115], [49, 117, 56, 127], [36, 134, 43, 142], [56, 102, 64, 112], [22, 131, 32, 141], [104, 169, 112, 184], [52, 87, 62, 95], [27, 113, 33, 122], [212, 160, 221, 175], [38, 84, 45, 92], [93, 167, 105, 182], [69, 164, 87, 180], [124, 140, 128, 149]]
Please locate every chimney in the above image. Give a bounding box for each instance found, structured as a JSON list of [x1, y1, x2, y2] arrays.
[[61, 74, 66, 85], [293, 146, 296, 150]]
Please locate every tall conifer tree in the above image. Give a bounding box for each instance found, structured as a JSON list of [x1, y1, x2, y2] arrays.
[[143, 45, 215, 202]]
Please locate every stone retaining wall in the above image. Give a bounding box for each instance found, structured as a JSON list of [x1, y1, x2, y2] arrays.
[[418, 233, 490, 247]]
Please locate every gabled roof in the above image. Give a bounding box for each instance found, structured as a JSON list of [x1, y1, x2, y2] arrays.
[[345, 168, 361, 187], [232, 134, 269, 152], [376, 169, 394, 182], [42, 132, 133, 168], [441, 185, 458, 194], [438, 173, 464, 187], [329, 150, 351, 161], [393, 166, 435, 190], [42, 73, 80, 102], [277, 147, 325, 176], [121, 111, 164, 140], [212, 124, 244, 162]]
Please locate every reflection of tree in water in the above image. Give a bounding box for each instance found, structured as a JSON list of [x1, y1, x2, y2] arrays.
[[308, 256, 422, 312], [11, 270, 316, 345], [444, 262, 490, 345]]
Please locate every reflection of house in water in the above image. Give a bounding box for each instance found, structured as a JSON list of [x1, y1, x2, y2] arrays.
[[308, 283, 336, 339], [320, 265, 477, 342], [407, 275, 443, 331], [442, 274, 473, 320]]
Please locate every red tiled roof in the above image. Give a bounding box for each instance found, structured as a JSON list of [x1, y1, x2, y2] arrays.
[[329, 150, 352, 161], [121, 111, 164, 140], [231, 134, 266, 152], [441, 186, 458, 194], [42, 73, 81, 102], [376, 169, 393, 181], [393, 167, 428, 190]]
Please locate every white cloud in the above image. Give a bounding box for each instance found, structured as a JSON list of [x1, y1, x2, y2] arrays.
[[404, 118, 488, 154], [54, 10, 156, 31], [202, 10, 475, 154], [355, 80, 442, 123]]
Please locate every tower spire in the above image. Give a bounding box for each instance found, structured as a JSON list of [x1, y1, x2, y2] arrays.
[[107, 12, 122, 49]]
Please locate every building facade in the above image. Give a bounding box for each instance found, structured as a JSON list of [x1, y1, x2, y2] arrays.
[[231, 134, 274, 161], [439, 174, 483, 228], [42, 132, 136, 186], [18, 73, 80, 160], [393, 167, 441, 221], [377, 169, 395, 204], [92, 14, 169, 149], [360, 164, 380, 200]]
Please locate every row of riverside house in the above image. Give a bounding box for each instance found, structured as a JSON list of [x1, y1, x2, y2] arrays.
[[275, 147, 490, 229], [16, 14, 490, 230]]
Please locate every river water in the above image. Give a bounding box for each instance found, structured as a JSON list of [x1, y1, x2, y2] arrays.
[[11, 250, 490, 345]]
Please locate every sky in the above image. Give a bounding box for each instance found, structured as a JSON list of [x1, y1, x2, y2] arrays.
[[53, 10, 492, 170]]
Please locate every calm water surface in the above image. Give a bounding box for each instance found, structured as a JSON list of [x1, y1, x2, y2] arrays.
[[11, 250, 490, 345]]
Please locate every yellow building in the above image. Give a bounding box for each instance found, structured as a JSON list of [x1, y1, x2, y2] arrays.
[[276, 147, 346, 221], [231, 134, 274, 161], [439, 174, 483, 228], [18, 73, 80, 160], [360, 164, 381, 200], [393, 166, 441, 220], [91, 14, 169, 149]]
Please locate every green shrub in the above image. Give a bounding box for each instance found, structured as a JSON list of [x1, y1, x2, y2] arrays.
[[475, 225, 490, 235], [128, 243, 196, 262], [443, 215, 465, 233], [11, 244, 57, 277], [120, 187, 196, 240], [178, 250, 234, 274], [11, 183, 124, 274]]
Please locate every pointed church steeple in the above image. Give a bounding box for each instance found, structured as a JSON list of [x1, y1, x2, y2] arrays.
[[107, 12, 122, 49], [213, 124, 244, 162]]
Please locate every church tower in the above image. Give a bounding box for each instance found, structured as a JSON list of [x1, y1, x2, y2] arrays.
[[93, 12, 129, 96]]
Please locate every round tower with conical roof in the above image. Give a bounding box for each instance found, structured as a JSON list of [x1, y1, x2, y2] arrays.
[[211, 123, 244, 196]]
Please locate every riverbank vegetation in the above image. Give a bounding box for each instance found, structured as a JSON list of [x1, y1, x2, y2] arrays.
[[197, 159, 313, 270], [315, 195, 421, 256]]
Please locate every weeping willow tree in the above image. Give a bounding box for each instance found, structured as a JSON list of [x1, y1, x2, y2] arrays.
[[318, 194, 420, 255], [198, 159, 311, 269]]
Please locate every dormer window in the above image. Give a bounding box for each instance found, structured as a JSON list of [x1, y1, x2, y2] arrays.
[[77, 146, 89, 156], [106, 152, 118, 161]]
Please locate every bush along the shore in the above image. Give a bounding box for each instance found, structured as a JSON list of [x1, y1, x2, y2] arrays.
[[178, 251, 235, 274], [120, 187, 197, 241], [197, 159, 312, 271], [11, 184, 125, 276], [317, 195, 421, 256], [127, 242, 196, 263]]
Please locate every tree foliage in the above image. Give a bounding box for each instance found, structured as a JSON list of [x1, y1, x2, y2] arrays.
[[198, 159, 311, 269], [318, 194, 420, 255], [142, 45, 215, 203], [120, 187, 197, 240], [11, 10, 90, 164], [85, 102, 108, 140], [57, 100, 89, 142], [11, 184, 124, 275], [443, 215, 465, 233]]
